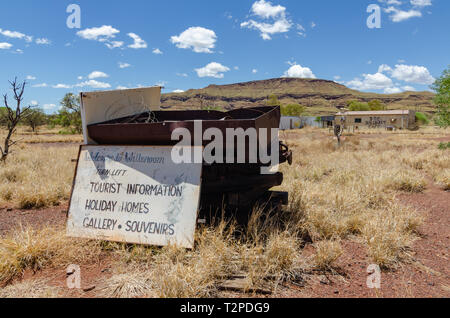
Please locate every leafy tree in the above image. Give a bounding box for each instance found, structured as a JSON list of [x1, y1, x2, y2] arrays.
[[0, 107, 7, 127], [415, 112, 430, 125], [368, 100, 387, 111], [23, 108, 46, 132], [431, 66, 450, 128], [281, 103, 306, 117], [348, 101, 370, 111], [267, 94, 281, 107], [57, 93, 82, 133]]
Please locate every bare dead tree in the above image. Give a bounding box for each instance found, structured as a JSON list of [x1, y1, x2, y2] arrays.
[[0, 78, 33, 162]]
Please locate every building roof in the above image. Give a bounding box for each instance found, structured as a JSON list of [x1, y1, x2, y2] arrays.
[[336, 110, 413, 116]]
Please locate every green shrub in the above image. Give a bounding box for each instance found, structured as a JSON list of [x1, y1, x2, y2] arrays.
[[348, 101, 370, 111], [415, 112, 430, 125], [368, 100, 387, 111], [281, 104, 306, 117], [431, 66, 450, 128]]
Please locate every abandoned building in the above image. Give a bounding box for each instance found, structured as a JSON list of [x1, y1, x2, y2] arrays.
[[334, 110, 417, 130], [280, 116, 302, 130], [280, 116, 335, 130]]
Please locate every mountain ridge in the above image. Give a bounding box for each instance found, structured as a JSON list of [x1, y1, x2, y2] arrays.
[[161, 78, 435, 115]]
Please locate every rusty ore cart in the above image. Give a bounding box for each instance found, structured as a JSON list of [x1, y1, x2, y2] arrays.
[[87, 106, 292, 222]]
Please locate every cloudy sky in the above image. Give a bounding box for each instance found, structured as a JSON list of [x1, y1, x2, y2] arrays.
[[0, 0, 448, 113]]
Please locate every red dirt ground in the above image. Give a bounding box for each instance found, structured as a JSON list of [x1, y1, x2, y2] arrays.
[[280, 179, 450, 298], [1, 131, 448, 298], [0, 204, 67, 235], [1, 179, 448, 298]]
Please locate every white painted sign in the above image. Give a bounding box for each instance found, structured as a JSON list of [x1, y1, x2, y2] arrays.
[[80, 86, 161, 145], [67, 145, 202, 248]]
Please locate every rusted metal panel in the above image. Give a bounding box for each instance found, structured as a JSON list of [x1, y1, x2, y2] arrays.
[[87, 106, 280, 148], [66, 145, 202, 249]]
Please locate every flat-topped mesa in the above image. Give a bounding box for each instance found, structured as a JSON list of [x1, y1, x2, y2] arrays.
[[161, 77, 435, 113]]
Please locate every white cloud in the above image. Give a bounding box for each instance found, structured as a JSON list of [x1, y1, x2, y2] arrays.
[[411, 0, 432, 7], [176, 73, 188, 77], [152, 48, 163, 54], [105, 41, 124, 49], [76, 80, 111, 89], [52, 80, 111, 90], [26, 75, 36, 80], [171, 27, 217, 53], [384, 87, 402, 94], [311, 22, 316, 28], [252, 69, 258, 74], [297, 24, 306, 37], [334, 75, 341, 80], [378, 0, 402, 5], [88, 71, 109, 79], [43, 104, 56, 110], [378, 64, 393, 73], [53, 83, 72, 89], [77, 76, 83, 80], [251, 0, 286, 19], [118, 62, 131, 69], [283, 64, 316, 79], [77, 25, 121, 49], [391, 64, 434, 84], [77, 25, 119, 41], [0, 29, 24, 39], [385, 6, 422, 22], [128, 33, 147, 49], [378, 0, 432, 22], [402, 85, 416, 91], [32, 83, 48, 88], [195, 62, 230, 78], [0, 29, 32, 42], [30, 100, 38, 106], [155, 81, 167, 87], [116, 86, 128, 90], [241, 19, 292, 40], [35, 38, 51, 45], [172, 89, 185, 93], [347, 72, 393, 90], [0, 42, 12, 49], [241, 0, 292, 40]]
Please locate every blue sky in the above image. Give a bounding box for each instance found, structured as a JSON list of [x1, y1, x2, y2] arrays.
[[0, 0, 448, 113]]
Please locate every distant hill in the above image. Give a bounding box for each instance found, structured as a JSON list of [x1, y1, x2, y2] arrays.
[[161, 78, 436, 115]]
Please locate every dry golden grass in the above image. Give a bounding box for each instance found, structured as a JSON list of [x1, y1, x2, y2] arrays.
[[347, 126, 450, 136], [0, 126, 448, 297], [0, 278, 62, 298], [0, 226, 102, 285], [99, 267, 154, 298], [277, 128, 448, 268], [20, 135, 83, 144], [1, 127, 83, 144], [312, 240, 343, 270], [95, 221, 303, 298], [0, 145, 78, 209]]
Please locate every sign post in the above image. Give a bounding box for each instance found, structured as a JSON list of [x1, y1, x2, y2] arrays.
[[67, 145, 202, 249]]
